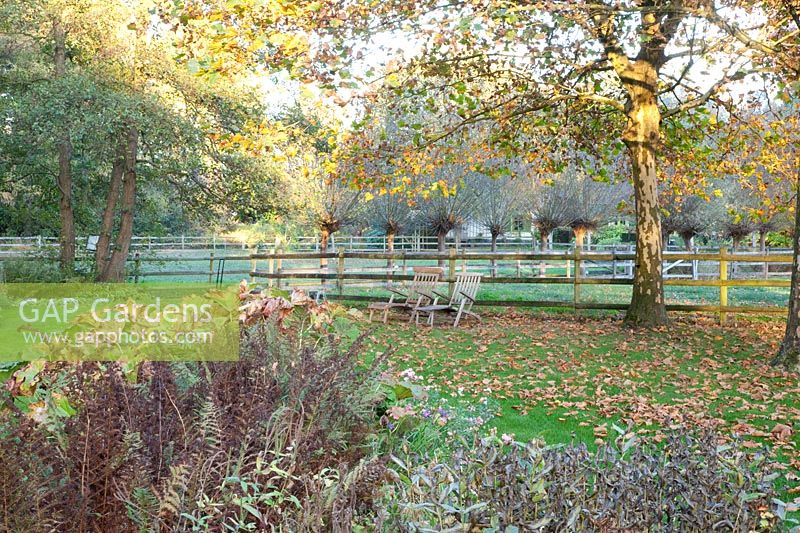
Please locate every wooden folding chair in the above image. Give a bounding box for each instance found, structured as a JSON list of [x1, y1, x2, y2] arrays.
[[367, 266, 443, 323], [413, 273, 482, 327]]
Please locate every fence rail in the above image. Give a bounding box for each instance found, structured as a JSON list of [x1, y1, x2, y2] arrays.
[[0, 234, 792, 255]]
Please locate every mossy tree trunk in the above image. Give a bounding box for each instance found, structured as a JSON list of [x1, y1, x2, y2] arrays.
[[95, 145, 124, 277], [100, 127, 138, 282], [54, 19, 75, 273]]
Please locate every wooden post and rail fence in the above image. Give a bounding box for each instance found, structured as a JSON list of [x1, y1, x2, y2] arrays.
[[0, 247, 792, 324], [245, 247, 792, 324]]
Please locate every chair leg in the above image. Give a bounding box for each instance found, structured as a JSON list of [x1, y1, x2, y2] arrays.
[[383, 308, 390, 323], [454, 302, 466, 328], [369, 309, 375, 322], [427, 312, 434, 327]]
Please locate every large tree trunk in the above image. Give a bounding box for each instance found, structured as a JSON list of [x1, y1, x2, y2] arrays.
[[101, 128, 138, 282], [773, 179, 800, 369], [54, 20, 75, 272], [437, 231, 446, 268], [621, 65, 667, 327], [95, 148, 124, 276]]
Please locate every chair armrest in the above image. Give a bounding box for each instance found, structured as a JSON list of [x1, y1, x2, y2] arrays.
[[415, 290, 439, 305], [387, 288, 408, 298], [431, 289, 450, 301], [459, 291, 476, 303]]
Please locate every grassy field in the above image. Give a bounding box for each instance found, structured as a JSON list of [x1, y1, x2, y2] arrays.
[[359, 309, 800, 504], [349, 282, 791, 307]]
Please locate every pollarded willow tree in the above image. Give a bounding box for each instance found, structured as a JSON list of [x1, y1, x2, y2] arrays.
[[366, 191, 413, 270], [473, 172, 523, 252], [714, 180, 759, 252], [298, 0, 766, 327], [564, 170, 630, 251], [660, 192, 714, 251], [416, 164, 481, 267], [529, 177, 575, 250]]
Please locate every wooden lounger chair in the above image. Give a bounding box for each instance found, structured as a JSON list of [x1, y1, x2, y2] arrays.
[[367, 266, 443, 323], [413, 273, 482, 328]]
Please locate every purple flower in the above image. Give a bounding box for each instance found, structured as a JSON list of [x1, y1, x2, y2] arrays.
[[421, 408, 432, 418]]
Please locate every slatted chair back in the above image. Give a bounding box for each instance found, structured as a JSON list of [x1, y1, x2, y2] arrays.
[[408, 266, 443, 303], [450, 273, 482, 306]]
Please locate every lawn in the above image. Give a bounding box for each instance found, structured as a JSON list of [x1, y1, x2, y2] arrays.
[[360, 309, 800, 504]]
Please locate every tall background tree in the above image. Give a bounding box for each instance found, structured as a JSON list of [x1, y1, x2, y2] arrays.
[[0, 0, 293, 280]]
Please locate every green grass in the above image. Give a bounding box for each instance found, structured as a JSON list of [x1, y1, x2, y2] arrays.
[[359, 309, 800, 509], [348, 282, 789, 308]]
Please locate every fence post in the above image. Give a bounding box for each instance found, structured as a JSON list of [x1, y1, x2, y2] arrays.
[[276, 245, 284, 290], [208, 252, 215, 284], [134, 252, 141, 284], [611, 252, 617, 279], [268, 247, 275, 289], [448, 248, 457, 295], [249, 248, 256, 284], [401, 252, 407, 277], [719, 247, 728, 325], [337, 250, 345, 295], [566, 257, 571, 279], [573, 248, 581, 309]]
